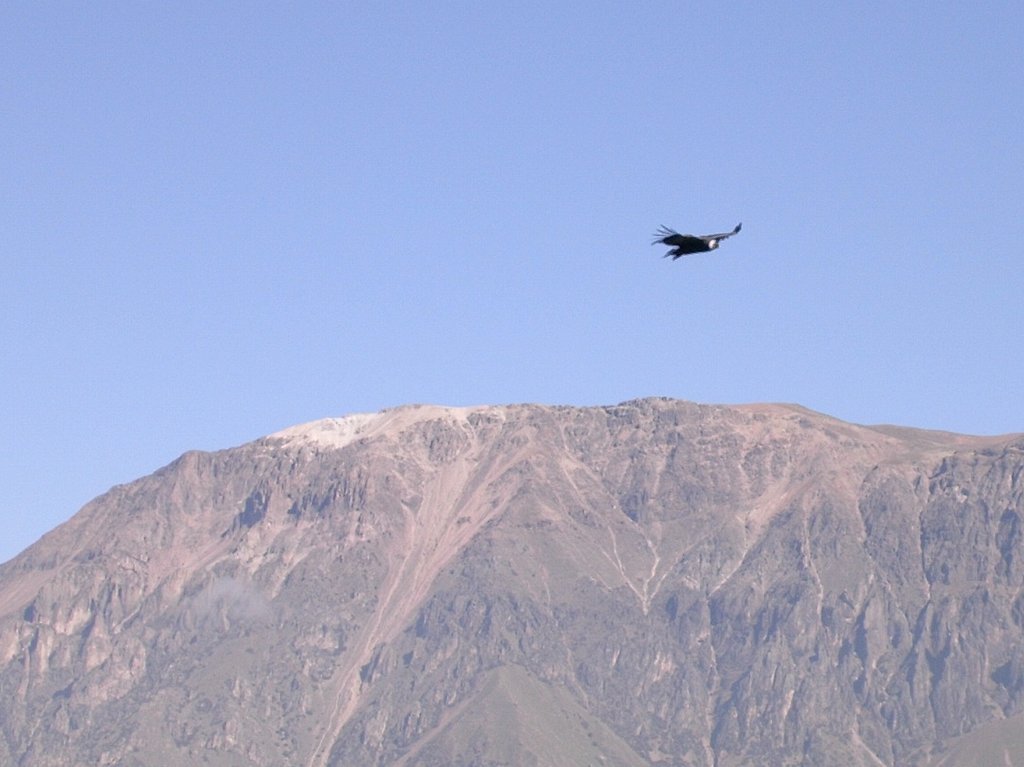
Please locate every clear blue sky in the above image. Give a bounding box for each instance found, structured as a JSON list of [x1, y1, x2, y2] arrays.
[[3, 2, 1022, 564]]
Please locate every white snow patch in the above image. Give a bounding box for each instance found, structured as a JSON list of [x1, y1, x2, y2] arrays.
[[268, 404, 502, 450], [269, 412, 384, 449]]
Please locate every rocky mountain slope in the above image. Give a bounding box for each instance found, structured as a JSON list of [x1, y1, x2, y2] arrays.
[[1, 398, 1023, 766]]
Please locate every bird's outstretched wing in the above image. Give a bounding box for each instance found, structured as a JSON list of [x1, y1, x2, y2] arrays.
[[705, 222, 742, 241], [652, 226, 703, 249], [653, 225, 679, 243], [652, 226, 708, 258]]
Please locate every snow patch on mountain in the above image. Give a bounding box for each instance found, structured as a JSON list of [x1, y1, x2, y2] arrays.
[[268, 404, 496, 449]]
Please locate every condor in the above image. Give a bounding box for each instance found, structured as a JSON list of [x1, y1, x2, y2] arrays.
[[653, 222, 742, 259]]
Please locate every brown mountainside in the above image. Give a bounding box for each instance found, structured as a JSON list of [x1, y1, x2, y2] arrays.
[[1, 398, 1023, 766]]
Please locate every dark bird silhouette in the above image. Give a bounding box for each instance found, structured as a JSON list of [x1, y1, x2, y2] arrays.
[[652, 222, 742, 259]]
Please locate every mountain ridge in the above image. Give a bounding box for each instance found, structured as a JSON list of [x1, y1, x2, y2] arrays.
[[2, 398, 1023, 766]]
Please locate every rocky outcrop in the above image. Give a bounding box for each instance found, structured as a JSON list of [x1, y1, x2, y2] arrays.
[[0, 398, 1021, 766]]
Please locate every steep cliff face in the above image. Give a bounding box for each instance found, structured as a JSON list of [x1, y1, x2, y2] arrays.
[[0, 399, 1022, 766]]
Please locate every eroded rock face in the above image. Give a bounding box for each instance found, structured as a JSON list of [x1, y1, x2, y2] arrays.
[[0, 399, 1022, 766]]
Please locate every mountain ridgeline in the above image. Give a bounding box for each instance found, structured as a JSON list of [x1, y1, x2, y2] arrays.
[[1, 399, 1023, 766]]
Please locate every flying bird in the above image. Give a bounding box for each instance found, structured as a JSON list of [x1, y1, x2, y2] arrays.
[[652, 222, 742, 259]]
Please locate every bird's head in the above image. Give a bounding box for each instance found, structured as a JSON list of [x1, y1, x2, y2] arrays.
[[707, 239, 719, 249]]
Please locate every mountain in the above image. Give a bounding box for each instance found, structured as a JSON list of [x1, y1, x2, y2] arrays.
[[1, 398, 1023, 766]]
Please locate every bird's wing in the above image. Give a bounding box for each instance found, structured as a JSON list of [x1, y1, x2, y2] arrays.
[[653, 227, 703, 248], [704, 222, 742, 240], [652, 225, 680, 244], [665, 234, 704, 249]]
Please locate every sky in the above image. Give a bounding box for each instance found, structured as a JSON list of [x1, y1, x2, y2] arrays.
[[2, 2, 1022, 564]]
